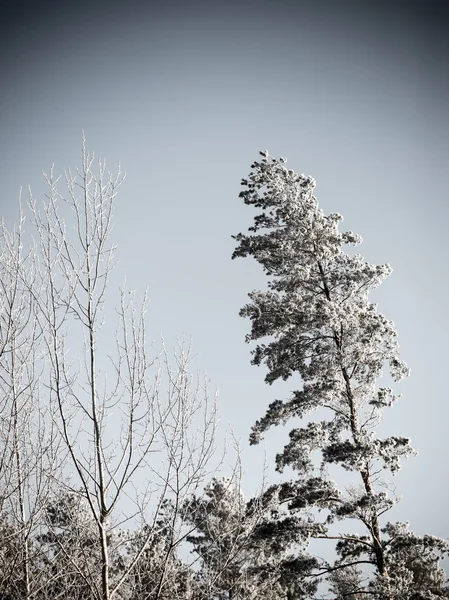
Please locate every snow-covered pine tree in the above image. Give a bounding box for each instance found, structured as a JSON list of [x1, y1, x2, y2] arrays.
[[183, 476, 319, 599], [232, 151, 449, 599]]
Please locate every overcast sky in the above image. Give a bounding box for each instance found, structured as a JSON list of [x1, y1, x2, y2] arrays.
[[1, 0, 448, 543]]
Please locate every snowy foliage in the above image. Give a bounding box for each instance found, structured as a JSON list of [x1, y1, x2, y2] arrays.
[[232, 151, 449, 598], [183, 477, 320, 598]]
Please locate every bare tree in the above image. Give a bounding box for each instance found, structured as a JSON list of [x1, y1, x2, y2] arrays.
[[22, 138, 218, 600], [0, 203, 60, 599]]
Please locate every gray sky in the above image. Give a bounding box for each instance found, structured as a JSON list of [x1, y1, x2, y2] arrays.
[[1, 0, 448, 542]]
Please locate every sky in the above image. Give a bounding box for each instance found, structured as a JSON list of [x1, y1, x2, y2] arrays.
[[1, 0, 448, 547]]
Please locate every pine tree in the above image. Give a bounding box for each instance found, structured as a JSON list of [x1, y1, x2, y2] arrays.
[[125, 504, 196, 600], [183, 476, 319, 599], [232, 151, 449, 599], [37, 491, 104, 599]]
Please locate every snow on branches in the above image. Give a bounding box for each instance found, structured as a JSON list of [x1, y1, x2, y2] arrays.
[[232, 151, 448, 598]]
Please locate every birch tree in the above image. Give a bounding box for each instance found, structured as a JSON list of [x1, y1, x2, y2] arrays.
[[232, 151, 449, 599]]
